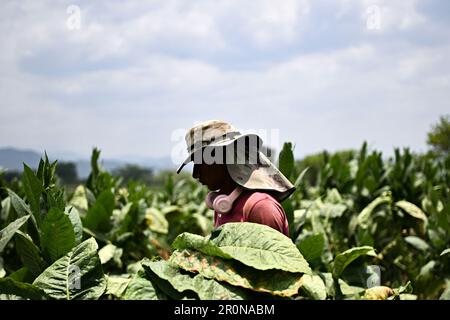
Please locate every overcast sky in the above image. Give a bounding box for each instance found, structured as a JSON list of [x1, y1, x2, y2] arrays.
[[0, 0, 449, 165]]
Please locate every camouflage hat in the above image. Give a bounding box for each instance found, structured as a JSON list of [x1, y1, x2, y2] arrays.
[[176, 120, 296, 202]]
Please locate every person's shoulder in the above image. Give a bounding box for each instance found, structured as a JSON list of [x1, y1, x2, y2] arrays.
[[246, 191, 279, 204], [242, 191, 281, 214]]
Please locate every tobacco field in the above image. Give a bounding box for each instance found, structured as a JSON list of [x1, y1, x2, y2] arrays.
[[0, 143, 449, 300]]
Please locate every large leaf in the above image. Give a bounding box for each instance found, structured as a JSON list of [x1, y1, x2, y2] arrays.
[[41, 208, 76, 262], [318, 272, 336, 298], [439, 280, 450, 300], [98, 243, 123, 267], [33, 238, 106, 300], [110, 203, 138, 236], [0, 215, 31, 252], [395, 201, 427, 224], [282, 200, 295, 239], [278, 142, 294, 178], [1, 197, 11, 224], [357, 194, 391, 228], [338, 279, 365, 297], [66, 206, 83, 245], [0, 257, 5, 278], [7, 189, 32, 218], [404, 236, 430, 252], [8, 267, 34, 283], [300, 274, 327, 300], [14, 231, 46, 277], [0, 278, 48, 300], [84, 190, 115, 233], [22, 164, 44, 226], [69, 185, 89, 215], [332, 246, 376, 278], [145, 208, 169, 234], [7, 190, 39, 243], [297, 233, 325, 263], [172, 222, 311, 274], [294, 167, 310, 188], [169, 249, 303, 297], [123, 267, 166, 300], [105, 275, 131, 299], [143, 260, 248, 300]]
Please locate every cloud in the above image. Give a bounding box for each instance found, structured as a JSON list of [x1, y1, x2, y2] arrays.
[[0, 0, 449, 163]]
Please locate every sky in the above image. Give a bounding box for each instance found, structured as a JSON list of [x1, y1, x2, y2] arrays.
[[0, 0, 449, 166]]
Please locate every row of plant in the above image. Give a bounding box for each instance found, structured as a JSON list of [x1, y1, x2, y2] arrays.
[[0, 141, 448, 299]]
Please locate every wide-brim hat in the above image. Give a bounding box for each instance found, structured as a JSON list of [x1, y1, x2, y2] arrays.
[[176, 120, 296, 202]]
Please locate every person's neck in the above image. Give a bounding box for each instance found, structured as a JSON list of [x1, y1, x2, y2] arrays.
[[220, 179, 237, 195]]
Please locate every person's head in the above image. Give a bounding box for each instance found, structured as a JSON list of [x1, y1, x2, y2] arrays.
[[176, 120, 296, 201], [192, 162, 234, 191]]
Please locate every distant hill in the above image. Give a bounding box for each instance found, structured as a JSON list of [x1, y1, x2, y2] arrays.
[[0, 147, 43, 171], [0, 147, 176, 178]]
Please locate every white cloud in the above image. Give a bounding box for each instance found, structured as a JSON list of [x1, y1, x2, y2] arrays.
[[0, 0, 449, 163]]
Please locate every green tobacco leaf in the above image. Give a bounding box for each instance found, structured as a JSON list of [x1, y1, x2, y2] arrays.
[[395, 201, 428, 224], [98, 243, 123, 267], [0, 278, 48, 300], [439, 280, 450, 300], [173, 222, 311, 274], [105, 275, 131, 299], [388, 281, 413, 300], [110, 203, 137, 236], [143, 260, 248, 300], [294, 167, 310, 189], [123, 267, 166, 300], [0, 215, 31, 252], [33, 238, 106, 300], [1, 197, 11, 224], [418, 260, 436, 280], [297, 233, 325, 263], [22, 164, 44, 226], [170, 249, 303, 297], [7, 189, 32, 218], [69, 185, 89, 215], [338, 279, 365, 297], [41, 208, 76, 262], [65, 206, 83, 245], [7, 189, 40, 245], [14, 231, 46, 277], [357, 194, 391, 228], [0, 257, 5, 278], [300, 274, 327, 300], [282, 200, 295, 239], [278, 142, 295, 179], [318, 272, 336, 298], [145, 208, 169, 234], [8, 267, 34, 283], [84, 190, 115, 233], [404, 236, 430, 252], [332, 246, 376, 278]]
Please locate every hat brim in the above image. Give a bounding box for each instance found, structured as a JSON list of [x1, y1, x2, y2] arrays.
[[176, 133, 262, 174], [226, 151, 296, 202]]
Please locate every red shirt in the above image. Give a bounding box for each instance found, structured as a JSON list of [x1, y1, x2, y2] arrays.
[[213, 191, 289, 236]]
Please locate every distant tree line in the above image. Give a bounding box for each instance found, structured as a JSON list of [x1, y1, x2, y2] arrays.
[[1, 114, 448, 188]]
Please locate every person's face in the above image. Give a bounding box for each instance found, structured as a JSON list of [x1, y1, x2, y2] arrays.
[[192, 163, 228, 191]]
